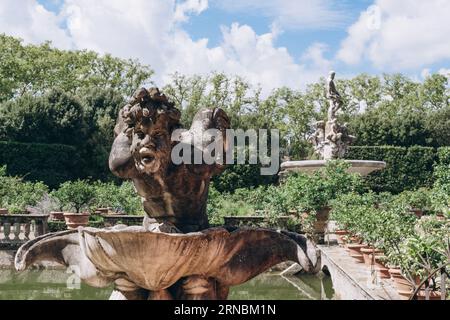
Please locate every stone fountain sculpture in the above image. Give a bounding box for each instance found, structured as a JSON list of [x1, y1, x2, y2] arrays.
[[15, 87, 320, 300], [309, 71, 356, 160], [281, 71, 385, 176]]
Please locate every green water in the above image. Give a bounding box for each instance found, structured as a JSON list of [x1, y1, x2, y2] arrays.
[[0, 269, 334, 300]]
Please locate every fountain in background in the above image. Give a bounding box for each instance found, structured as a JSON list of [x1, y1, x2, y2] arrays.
[[14, 87, 320, 300], [280, 71, 386, 177]]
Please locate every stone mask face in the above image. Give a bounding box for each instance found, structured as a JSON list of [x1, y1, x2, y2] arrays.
[[131, 114, 172, 175]]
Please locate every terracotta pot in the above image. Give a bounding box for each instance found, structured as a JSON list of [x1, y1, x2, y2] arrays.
[[360, 247, 384, 266], [0, 208, 8, 215], [335, 230, 349, 246], [63, 212, 90, 230], [373, 255, 390, 279], [50, 211, 65, 221], [410, 208, 424, 218], [346, 244, 367, 263], [416, 289, 443, 300], [314, 207, 331, 234], [389, 268, 414, 293], [336, 236, 346, 246], [397, 289, 413, 300], [95, 207, 110, 215], [349, 236, 362, 244], [345, 243, 367, 253]]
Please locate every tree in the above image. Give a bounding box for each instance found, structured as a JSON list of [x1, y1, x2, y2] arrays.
[[0, 89, 86, 145], [0, 34, 153, 101]]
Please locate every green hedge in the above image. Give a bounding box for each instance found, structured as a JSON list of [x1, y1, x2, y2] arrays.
[[437, 147, 450, 165], [211, 164, 278, 193], [345, 146, 437, 194], [0, 141, 81, 188]]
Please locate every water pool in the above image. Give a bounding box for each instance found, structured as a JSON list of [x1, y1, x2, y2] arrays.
[[0, 269, 334, 300]]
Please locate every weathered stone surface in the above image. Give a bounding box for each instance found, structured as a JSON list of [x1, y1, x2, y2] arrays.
[[309, 71, 356, 160], [109, 87, 230, 232], [15, 225, 319, 299]]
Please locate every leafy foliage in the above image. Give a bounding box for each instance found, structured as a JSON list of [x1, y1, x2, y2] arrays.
[[331, 189, 449, 282], [51, 180, 96, 213], [346, 146, 437, 193], [0, 141, 81, 188], [0, 34, 153, 101], [0, 167, 48, 213], [91, 181, 144, 215]]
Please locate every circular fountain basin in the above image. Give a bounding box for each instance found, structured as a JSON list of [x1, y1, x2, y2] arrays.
[[280, 160, 386, 177]]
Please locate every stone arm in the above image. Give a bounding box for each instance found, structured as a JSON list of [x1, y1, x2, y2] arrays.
[[109, 112, 139, 179], [178, 108, 231, 177]]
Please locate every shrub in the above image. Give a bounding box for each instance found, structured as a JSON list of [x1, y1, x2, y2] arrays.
[[91, 181, 123, 211], [434, 148, 450, 194], [48, 221, 67, 232], [211, 164, 277, 193], [399, 216, 449, 280], [0, 170, 48, 213], [0, 141, 81, 188], [207, 186, 256, 225], [392, 188, 432, 211], [345, 146, 437, 193], [51, 180, 96, 213], [0, 89, 86, 145], [330, 189, 448, 286], [117, 182, 145, 215], [283, 160, 365, 212]]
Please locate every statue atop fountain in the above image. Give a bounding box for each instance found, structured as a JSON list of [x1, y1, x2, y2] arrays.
[[309, 71, 356, 160], [281, 71, 385, 176]]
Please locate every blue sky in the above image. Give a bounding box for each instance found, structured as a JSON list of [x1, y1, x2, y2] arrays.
[[2, 0, 449, 94]]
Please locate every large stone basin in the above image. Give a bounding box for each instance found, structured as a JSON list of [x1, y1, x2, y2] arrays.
[[280, 160, 386, 177]]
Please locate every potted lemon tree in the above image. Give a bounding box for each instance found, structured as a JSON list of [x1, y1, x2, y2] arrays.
[[52, 180, 96, 230]]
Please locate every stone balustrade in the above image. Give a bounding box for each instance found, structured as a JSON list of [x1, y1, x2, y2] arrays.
[[0, 214, 49, 250], [101, 214, 144, 227]]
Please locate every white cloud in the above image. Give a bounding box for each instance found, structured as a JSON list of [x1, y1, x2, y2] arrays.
[[0, 0, 334, 96], [174, 0, 208, 22], [421, 68, 431, 80], [438, 68, 450, 79], [0, 0, 71, 48], [338, 0, 450, 70], [214, 0, 347, 30], [162, 24, 333, 95]]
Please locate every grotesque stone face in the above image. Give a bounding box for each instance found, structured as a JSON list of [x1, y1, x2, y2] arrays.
[[109, 87, 230, 231], [130, 113, 172, 175]]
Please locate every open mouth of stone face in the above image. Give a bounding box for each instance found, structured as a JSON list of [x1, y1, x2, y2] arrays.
[[141, 155, 154, 164], [139, 148, 156, 166]]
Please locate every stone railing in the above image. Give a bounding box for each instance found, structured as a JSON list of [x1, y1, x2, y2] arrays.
[[0, 214, 49, 250], [224, 215, 292, 229], [101, 215, 144, 227]]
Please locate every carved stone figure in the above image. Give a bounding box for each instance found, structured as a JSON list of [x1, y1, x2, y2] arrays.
[[109, 87, 229, 232], [308, 120, 326, 157], [310, 72, 356, 160], [326, 71, 342, 121], [15, 86, 320, 300]]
